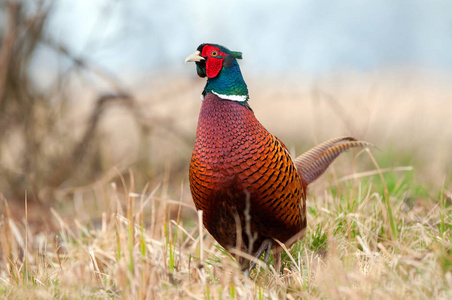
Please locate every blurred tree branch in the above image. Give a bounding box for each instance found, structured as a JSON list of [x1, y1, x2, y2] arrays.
[[41, 37, 130, 95], [0, 0, 18, 106], [0, 0, 193, 206]]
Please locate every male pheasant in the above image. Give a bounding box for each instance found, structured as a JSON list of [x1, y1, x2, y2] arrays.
[[186, 43, 368, 273]]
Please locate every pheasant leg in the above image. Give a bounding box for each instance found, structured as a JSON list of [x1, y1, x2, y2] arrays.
[[244, 238, 272, 277]]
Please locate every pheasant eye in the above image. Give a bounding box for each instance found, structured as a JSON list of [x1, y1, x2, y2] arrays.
[[211, 51, 218, 57]]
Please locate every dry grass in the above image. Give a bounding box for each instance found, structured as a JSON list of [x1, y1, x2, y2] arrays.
[[0, 153, 451, 299]]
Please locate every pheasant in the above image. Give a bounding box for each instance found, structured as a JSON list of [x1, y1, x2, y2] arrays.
[[185, 43, 369, 274]]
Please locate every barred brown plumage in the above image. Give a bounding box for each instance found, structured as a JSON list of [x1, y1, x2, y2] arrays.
[[294, 138, 372, 184]]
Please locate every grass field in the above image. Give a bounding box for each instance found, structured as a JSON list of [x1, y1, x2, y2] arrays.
[[1, 72, 452, 299]]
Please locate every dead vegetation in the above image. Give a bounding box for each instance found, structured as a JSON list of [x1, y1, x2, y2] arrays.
[[0, 161, 451, 299]]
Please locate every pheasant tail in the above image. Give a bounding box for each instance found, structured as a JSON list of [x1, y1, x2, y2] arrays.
[[294, 137, 371, 184]]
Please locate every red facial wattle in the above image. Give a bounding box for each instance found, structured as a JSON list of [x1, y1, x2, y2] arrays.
[[201, 45, 225, 78]]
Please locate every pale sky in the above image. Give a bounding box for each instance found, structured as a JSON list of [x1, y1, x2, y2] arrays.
[[34, 0, 452, 79]]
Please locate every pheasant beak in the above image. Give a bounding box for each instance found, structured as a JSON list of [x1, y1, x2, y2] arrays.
[[184, 51, 205, 63]]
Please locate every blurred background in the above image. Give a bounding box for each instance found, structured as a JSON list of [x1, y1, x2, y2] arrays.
[[1, 0, 451, 230]]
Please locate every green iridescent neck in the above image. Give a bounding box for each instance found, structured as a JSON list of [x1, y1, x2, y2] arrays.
[[202, 59, 249, 102]]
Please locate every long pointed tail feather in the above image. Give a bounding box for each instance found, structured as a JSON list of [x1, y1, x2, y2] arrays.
[[294, 137, 371, 185]]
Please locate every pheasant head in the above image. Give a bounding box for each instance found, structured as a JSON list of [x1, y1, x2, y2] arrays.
[[185, 43, 249, 102]]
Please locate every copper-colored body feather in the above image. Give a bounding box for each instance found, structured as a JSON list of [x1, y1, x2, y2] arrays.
[[189, 93, 369, 268], [190, 94, 307, 257]]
